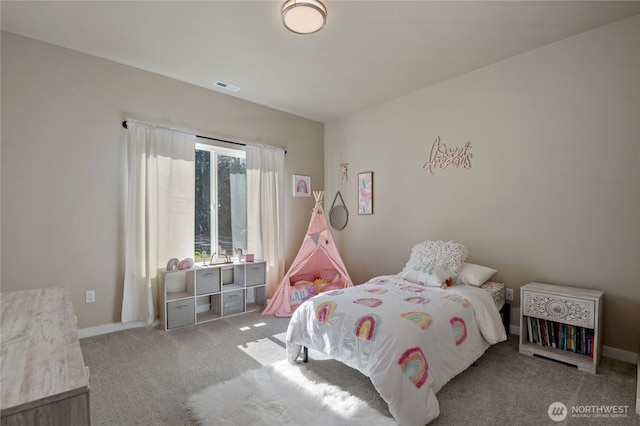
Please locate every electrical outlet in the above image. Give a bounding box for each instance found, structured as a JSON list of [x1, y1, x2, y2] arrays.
[[505, 288, 514, 302], [85, 290, 95, 303]]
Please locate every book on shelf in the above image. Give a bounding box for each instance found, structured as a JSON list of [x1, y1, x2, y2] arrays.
[[568, 325, 574, 352], [544, 321, 549, 347]]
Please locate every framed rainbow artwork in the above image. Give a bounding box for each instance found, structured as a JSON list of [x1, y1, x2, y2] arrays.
[[293, 174, 311, 197]]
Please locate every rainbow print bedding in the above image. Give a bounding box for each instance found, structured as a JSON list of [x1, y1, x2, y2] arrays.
[[286, 275, 507, 426]]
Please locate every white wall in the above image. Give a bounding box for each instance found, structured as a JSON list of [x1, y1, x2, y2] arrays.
[[1, 31, 323, 329], [324, 16, 639, 352]]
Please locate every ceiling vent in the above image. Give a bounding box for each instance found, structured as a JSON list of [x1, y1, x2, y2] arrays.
[[215, 81, 240, 92]]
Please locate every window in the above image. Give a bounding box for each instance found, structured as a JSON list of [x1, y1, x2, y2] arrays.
[[194, 142, 246, 262]]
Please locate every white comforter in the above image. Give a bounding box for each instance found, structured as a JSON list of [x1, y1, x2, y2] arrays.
[[286, 275, 507, 426]]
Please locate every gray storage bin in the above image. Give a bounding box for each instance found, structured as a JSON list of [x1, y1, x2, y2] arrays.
[[167, 299, 195, 329], [163, 270, 186, 293], [245, 263, 266, 287], [223, 290, 244, 316], [196, 268, 220, 295]]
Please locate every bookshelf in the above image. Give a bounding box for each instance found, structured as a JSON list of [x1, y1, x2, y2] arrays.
[[519, 282, 603, 373], [158, 261, 267, 330]]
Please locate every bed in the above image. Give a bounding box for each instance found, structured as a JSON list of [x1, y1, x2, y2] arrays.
[[285, 241, 507, 426]]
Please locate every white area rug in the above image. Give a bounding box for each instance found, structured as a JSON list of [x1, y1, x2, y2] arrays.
[[187, 359, 396, 426]]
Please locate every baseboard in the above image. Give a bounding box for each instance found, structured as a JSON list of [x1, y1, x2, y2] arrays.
[[78, 319, 159, 339], [603, 345, 639, 365], [508, 324, 637, 365], [509, 324, 521, 336]]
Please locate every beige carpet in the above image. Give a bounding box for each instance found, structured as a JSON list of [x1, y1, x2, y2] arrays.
[[80, 311, 638, 425]]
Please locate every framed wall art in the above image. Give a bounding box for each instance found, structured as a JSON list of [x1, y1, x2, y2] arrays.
[[293, 174, 311, 197], [357, 171, 373, 215]]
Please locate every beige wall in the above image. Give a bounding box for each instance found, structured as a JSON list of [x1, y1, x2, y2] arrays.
[[1, 31, 323, 329], [324, 16, 639, 352]]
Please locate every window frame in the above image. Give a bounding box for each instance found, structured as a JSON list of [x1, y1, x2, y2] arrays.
[[195, 141, 246, 260]]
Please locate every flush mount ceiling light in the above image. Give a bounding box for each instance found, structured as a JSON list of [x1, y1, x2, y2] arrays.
[[281, 0, 327, 35]]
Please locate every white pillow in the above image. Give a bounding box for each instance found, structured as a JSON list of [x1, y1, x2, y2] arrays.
[[400, 264, 452, 287], [402, 240, 468, 276], [457, 262, 497, 286]]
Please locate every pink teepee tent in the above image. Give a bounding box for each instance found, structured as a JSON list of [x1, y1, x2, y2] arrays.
[[262, 191, 353, 317]]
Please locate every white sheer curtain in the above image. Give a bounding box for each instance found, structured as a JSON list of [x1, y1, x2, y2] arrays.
[[246, 146, 285, 298], [122, 123, 195, 324]]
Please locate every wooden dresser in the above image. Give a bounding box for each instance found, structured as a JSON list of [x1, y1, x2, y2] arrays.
[[1, 287, 90, 425]]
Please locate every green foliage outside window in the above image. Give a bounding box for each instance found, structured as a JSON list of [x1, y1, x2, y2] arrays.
[[195, 149, 246, 261]]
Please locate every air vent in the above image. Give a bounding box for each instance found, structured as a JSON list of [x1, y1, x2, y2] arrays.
[[215, 81, 240, 92]]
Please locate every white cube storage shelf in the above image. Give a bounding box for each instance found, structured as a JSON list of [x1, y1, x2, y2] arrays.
[[159, 261, 267, 330]]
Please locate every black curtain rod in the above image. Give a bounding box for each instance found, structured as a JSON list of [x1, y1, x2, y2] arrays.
[[122, 120, 245, 148], [122, 121, 286, 153]]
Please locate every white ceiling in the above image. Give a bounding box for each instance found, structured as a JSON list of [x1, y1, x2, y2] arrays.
[[2, 1, 638, 123]]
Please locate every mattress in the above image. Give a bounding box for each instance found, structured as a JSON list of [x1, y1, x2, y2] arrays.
[[480, 281, 505, 309]]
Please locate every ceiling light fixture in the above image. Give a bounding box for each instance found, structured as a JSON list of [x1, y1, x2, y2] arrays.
[[281, 0, 327, 35]]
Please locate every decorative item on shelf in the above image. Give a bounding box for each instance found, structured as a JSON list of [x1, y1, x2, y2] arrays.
[[236, 248, 245, 262], [293, 174, 311, 197], [201, 250, 208, 266], [219, 254, 233, 264], [357, 171, 373, 215], [245, 253, 255, 262], [281, 0, 327, 35], [179, 258, 194, 270], [166, 258, 179, 271]]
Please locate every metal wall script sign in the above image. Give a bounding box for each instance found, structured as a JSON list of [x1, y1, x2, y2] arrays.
[[422, 136, 472, 175]]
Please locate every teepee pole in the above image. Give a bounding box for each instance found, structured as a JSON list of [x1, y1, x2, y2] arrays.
[[313, 191, 325, 214]]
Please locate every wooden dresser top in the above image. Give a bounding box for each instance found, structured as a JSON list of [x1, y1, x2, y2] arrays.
[[1, 286, 89, 415]]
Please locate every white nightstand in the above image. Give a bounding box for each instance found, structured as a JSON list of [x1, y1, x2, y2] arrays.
[[519, 282, 603, 373]]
